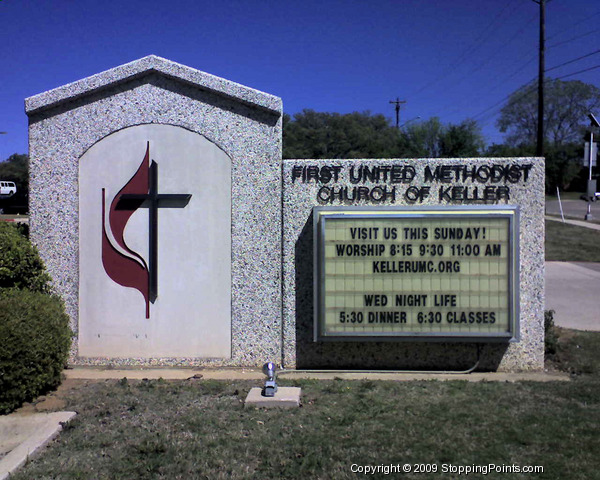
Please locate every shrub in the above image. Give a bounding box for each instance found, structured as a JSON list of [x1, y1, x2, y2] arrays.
[[0, 222, 50, 292], [14, 221, 29, 238], [545, 310, 559, 356], [0, 289, 72, 414]]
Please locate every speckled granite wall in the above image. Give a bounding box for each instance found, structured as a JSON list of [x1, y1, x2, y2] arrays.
[[283, 158, 545, 371], [26, 56, 282, 366]]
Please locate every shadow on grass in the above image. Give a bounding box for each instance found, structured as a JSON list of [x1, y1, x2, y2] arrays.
[[546, 326, 600, 375]]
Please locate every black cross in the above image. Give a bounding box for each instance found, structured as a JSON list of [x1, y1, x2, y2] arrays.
[[117, 160, 191, 303]]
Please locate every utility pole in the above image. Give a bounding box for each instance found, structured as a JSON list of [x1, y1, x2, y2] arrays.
[[585, 113, 599, 221], [389, 98, 407, 129], [533, 0, 546, 156]]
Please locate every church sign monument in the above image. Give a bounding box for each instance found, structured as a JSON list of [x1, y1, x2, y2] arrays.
[[26, 56, 545, 371]]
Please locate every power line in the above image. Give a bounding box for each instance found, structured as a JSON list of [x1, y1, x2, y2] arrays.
[[438, 5, 600, 141], [437, 6, 599, 125], [471, 79, 537, 122], [409, 0, 522, 99], [430, 51, 537, 123], [454, 7, 597, 124], [441, 13, 538, 94], [492, 54, 537, 88], [547, 10, 600, 40], [472, 86, 538, 134], [407, 2, 599, 139], [548, 29, 600, 49], [555, 64, 600, 80], [448, 50, 537, 112], [416, 10, 537, 120], [545, 49, 600, 72], [448, 0, 523, 67], [472, 63, 600, 124]]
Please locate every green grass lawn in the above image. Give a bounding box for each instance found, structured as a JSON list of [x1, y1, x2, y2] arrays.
[[10, 328, 600, 480], [545, 219, 600, 261]]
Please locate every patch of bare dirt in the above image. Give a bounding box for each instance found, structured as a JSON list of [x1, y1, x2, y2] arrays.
[[15, 379, 89, 415]]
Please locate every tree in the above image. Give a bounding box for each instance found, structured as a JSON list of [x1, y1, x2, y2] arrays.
[[0, 154, 29, 213], [283, 111, 485, 159], [440, 119, 486, 157], [401, 118, 485, 158], [544, 143, 584, 192], [497, 79, 600, 146], [486, 142, 582, 192], [0, 154, 28, 191], [283, 110, 402, 159], [485, 143, 535, 158], [401, 117, 445, 157]]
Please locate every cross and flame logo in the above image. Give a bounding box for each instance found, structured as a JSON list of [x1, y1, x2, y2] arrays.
[[101, 143, 191, 318]]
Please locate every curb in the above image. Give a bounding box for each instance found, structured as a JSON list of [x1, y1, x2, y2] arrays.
[[63, 368, 570, 383], [0, 411, 76, 480]]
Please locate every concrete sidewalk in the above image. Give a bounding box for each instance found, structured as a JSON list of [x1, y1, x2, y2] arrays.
[[62, 367, 568, 382], [546, 261, 600, 331], [0, 412, 76, 480], [546, 215, 600, 231], [544, 207, 600, 331]]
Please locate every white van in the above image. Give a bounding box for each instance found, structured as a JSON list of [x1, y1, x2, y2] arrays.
[[0, 181, 16, 196]]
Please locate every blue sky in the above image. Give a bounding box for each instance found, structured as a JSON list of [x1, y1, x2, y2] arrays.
[[1, 0, 599, 160]]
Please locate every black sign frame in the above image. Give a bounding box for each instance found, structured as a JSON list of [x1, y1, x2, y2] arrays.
[[313, 206, 520, 343]]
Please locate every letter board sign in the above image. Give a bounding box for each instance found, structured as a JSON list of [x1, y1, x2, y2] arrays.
[[314, 206, 519, 342]]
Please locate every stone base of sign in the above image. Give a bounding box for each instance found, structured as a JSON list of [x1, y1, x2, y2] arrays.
[[244, 387, 301, 408], [282, 158, 545, 372]]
